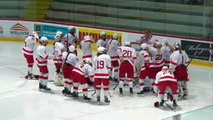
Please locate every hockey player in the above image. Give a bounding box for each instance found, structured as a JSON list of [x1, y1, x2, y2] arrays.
[[137, 43, 151, 95], [22, 31, 39, 79], [116, 42, 137, 96], [148, 41, 165, 89], [53, 31, 65, 86], [36, 36, 51, 90], [93, 47, 111, 104], [154, 66, 178, 109], [72, 58, 94, 100], [161, 39, 174, 66], [170, 43, 189, 99], [96, 31, 107, 48], [62, 26, 78, 55], [106, 33, 121, 81], [61, 45, 78, 96], [136, 29, 153, 45], [142, 29, 153, 44], [80, 35, 94, 62]]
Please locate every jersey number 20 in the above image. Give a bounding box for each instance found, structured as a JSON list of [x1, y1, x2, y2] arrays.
[[123, 50, 132, 58]]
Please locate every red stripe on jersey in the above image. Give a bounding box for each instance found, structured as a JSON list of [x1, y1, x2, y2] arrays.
[[84, 40, 91, 42], [36, 60, 47, 64], [94, 73, 109, 76], [150, 60, 164, 65], [22, 48, 33, 54], [44, 55, 49, 60], [111, 56, 119, 59], [170, 61, 177, 65], [89, 75, 94, 78], [160, 76, 174, 79], [53, 59, 62, 61], [82, 55, 92, 59], [144, 55, 149, 58], [130, 42, 139, 45]]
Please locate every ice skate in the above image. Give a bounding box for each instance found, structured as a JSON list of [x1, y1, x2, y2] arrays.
[[43, 85, 51, 91], [182, 94, 188, 99], [159, 100, 164, 109], [72, 91, 78, 98], [104, 96, 110, 104], [83, 95, 91, 101], [39, 83, 44, 89], [173, 100, 177, 109], [97, 96, 101, 104], [130, 88, 133, 96], [137, 90, 145, 96], [119, 88, 123, 97], [62, 87, 67, 95]]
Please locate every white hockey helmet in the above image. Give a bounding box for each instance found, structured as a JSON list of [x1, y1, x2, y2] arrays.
[[84, 35, 91, 41], [85, 58, 93, 65], [141, 43, 148, 50], [56, 31, 62, 36], [124, 42, 131, 47], [40, 36, 48, 42], [100, 31, 106, 37], [162, 38, 168, 46], [97, 47, 106, 53], [162, 66, 169, 71], [68, 45, 75, 52], [113, 33, 118, 40], [174, 42, 181, 49], [32, 31, 39, 40], [153, 40, 161, 47], [32, 31, 37, 36], [69, 26, 75, 30]]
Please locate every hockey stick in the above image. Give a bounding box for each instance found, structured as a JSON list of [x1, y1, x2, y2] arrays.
[[78, 89, 96, 94], [91, 90, 113, 97], [113, 82, 119, 90], [165, 102, 176, 111], [186, 58, 193, 68]]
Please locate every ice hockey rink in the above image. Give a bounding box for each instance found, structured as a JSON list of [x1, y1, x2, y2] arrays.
[[0, 41, 213, 120]]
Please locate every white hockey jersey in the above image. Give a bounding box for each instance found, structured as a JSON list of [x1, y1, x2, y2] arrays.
[[155, 70, 177, 84], [137, 35, 156, 46], [62, 51, 78, 66], [72, 63, 94, 78], [80, 39, 93, 60], [63, 33, 78, 48], [93, 54, 112, 79], [169, 50, 189, 70], [36, 45, 49, 66], [161, 45, 173, 65], [22, 35, 37, 55], [96, 39, 107, 48], [53, 42, 65, 64], [116, 46, 137, 65], [148, 46, 165, 68], [106, 39, 120, 61], [139, 50, 150, 71]]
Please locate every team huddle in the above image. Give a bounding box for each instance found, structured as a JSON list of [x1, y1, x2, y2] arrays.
[[22, 27, 190, 108]]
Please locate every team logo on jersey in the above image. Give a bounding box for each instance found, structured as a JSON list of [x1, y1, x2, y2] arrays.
[[10, 23, 29, 38]]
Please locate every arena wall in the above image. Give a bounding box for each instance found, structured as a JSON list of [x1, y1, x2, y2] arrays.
[[0, 19, 212, 67]]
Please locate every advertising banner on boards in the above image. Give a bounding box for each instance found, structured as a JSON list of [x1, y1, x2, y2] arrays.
[[0, 20, 33, 38], [34, 24, 69, 40], [181, 40, 212, 61]]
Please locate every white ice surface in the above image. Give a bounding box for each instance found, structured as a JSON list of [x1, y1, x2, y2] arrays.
[[0, 41, 213, 120]]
